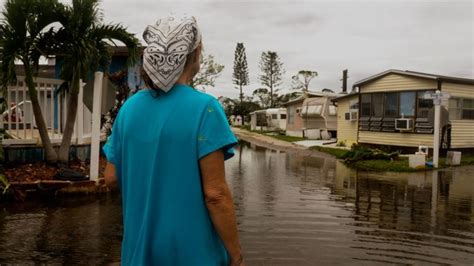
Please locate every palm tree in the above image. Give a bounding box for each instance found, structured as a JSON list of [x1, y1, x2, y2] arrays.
[[0, 0, 62, 163], [54, 0, 139, 164]]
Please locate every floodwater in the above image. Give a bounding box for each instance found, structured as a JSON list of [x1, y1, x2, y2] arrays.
[[1, 142, 473, 265]]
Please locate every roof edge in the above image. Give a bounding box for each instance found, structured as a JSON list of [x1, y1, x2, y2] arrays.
[[353, 69, 474, 87]]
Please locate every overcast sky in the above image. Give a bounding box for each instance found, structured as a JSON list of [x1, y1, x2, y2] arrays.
[[4, 0, 474, 98]]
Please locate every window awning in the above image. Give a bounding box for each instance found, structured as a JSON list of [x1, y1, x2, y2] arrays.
[[301, 105, 323, 117]]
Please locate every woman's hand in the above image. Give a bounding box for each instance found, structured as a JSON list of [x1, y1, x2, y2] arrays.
[[230, 254, 244, 266]]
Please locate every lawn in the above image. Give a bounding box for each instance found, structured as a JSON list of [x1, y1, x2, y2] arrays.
[[241, 127, 474, 172], [311, 146, 474, 172], [350, 158, 416, 172], [244, 129, 306, 142], [267, 134, 306, 143], [310, 146, 348, 159]]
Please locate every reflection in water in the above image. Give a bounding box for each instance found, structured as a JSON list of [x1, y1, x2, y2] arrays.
[[0, 196, 123, 264], [227, 142, 474, 265], [0, 142, 473, 265]]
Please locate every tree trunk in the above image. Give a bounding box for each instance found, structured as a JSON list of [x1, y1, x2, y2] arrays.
[[23, 63, 58, 163], [270, 83, 273, 108], [270, 66, 274, 108], [239, 84, 243, 104], [239, 84, 244, 124], [58, 73, 80, 164]]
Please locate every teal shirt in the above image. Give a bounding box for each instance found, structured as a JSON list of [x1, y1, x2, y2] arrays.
[[103, 85, 237, 265]]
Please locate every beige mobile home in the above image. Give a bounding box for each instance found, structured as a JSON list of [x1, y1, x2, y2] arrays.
[[283, 91, 340, 138], [283, 95, 306, 137], [335, 70, 474, 149], [334, 92, 359, 146]]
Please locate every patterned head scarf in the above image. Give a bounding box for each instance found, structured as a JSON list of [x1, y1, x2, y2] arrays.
[[142, 15, 202, 92]]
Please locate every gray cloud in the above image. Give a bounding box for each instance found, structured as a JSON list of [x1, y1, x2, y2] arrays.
[[3, 0, 472, 98]]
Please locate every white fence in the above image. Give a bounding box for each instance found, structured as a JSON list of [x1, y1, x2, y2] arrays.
[[2, 76, 93, 146]]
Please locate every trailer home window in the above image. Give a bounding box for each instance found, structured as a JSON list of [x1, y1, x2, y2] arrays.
[[417, 90, 434, 118], [384, 93, 398, 117], [349, 100, 359, 110], [359, 90, 435, 133], [360, 94, 371, 117], [302, 105, 323, 117], [371, 93, 384, 117], [449, 98, 474, 120], [399, 92, 416, 117]]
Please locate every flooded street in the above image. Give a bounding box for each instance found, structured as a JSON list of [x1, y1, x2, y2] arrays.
[[229, 142, 474, 265], [1, 142, 473, 265]]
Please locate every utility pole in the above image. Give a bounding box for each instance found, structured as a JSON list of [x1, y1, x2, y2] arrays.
[[342, 69, 348, 93], [424, 90, 450, 168]]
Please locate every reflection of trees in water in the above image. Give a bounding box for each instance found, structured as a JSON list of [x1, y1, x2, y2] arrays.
[[258, 149, 282, 213], [286, 154, 337, 188], [229, 142, 247, 216], [247, 144, 278, 213]]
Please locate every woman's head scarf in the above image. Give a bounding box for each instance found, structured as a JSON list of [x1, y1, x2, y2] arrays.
[[142, 15, 201, 92]]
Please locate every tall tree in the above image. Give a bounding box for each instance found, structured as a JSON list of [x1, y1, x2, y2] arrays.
[[232, 99, 260, 123], [54, 0, 139, 164], [190, 54, 224, 91], [0, 0, 62, 163], [274, 91, 301, 107], [259, 51, 284, 108], [232, 43, 249, 104], [292, 70, 318, 92], [217, 96, 236, 117], [252, 88, 271, 108]]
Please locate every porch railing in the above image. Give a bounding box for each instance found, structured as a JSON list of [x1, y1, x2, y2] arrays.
[[2, 76, 92, 146]]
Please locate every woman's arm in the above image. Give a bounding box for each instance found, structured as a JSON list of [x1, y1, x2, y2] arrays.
[[104, 162, 118, 189], [199, 150, 244, 266]]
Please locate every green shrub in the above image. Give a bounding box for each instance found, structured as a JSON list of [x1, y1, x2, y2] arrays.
[[311, 146, 348, 159], [343, 144, 399, 163]]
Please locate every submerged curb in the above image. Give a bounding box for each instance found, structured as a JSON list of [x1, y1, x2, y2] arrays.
[[232, 127, 335, 159], [1, 179, 109, 202]]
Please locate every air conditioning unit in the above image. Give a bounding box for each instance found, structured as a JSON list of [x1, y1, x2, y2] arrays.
[[395, 118, 414, 131], [344, 111, 358, 121]]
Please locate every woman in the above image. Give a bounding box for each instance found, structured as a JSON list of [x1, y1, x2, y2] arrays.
[[103, 15, 244, 266]]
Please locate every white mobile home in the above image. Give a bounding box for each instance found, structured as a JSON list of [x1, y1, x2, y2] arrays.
[[266, 108, 287, 131], [250, 108, 287, 131]]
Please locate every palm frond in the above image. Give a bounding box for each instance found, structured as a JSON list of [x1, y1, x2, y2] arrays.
[[2, 0, 28, 42], [89, 24, 140, 65]]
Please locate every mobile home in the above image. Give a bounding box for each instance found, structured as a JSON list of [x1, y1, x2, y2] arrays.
[[283, 92, 340, 139], [250, 108, 287, 131], [334, 69, 474, 149]]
